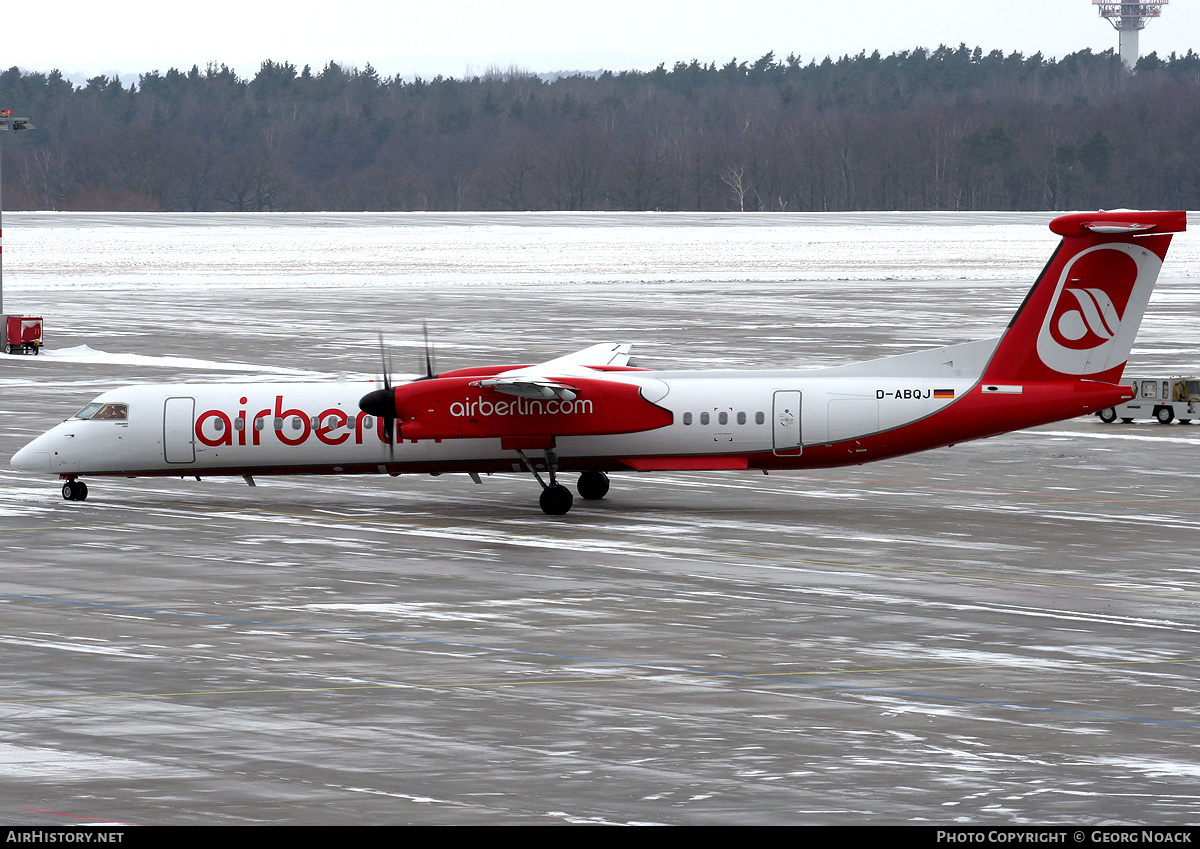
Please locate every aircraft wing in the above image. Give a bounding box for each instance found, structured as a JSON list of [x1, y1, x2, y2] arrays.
[[468, 343, 632, 400], [525, 342, 631, 372], [495, 342, 630, 378]]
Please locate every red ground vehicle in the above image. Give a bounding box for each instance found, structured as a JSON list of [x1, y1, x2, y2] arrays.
[[2, 315, 43, 355]]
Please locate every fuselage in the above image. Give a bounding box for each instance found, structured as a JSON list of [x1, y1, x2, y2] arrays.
[[10, 340, 1129, 481]]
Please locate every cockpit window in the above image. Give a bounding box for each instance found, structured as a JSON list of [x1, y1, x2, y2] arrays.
[[73, 402, 128, 421]]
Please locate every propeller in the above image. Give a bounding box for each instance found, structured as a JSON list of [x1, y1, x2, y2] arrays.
[[358, 333, 398, 458], [357, 326, 440, 459], [421, 320, 436, 380]]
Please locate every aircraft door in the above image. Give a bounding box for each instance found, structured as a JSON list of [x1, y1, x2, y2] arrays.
[[164, 397, 196, 464], [772, 390, 802, 455]]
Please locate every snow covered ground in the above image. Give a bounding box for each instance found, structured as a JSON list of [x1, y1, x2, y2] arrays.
[[1, 212, 1199, 825], [5, 211, 1198, 374]]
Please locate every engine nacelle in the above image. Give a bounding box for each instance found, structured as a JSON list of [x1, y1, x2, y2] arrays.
[[391, 376, 672, 440]]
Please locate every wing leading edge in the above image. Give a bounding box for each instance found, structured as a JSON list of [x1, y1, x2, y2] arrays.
[[471, 342, 633, 399]]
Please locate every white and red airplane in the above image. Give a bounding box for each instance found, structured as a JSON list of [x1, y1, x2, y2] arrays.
[[10, 210, 1187, 515]]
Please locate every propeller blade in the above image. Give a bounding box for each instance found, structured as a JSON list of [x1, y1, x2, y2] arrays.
[[421, 320, 436, 380], [383, 414, 395, 457], [366, 333, 397, 459], [378, 332, 393, 391], [362, 323, 438, 461]]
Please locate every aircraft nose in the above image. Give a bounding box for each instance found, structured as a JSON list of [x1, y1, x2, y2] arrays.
[[10, 434, 52, 473]]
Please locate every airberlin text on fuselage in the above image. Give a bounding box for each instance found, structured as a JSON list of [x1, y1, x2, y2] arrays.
[[449, 396, 594, 418], [192, 393, 599, 448], [194, 395, 387, 448]]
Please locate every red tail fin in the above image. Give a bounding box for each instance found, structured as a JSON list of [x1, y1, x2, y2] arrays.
[[982, 210, 1186, 385]]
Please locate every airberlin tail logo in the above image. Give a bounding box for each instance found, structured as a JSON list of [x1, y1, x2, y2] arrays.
[[1052, 286, 1121, 349], [1036, 244, 1157, 376]]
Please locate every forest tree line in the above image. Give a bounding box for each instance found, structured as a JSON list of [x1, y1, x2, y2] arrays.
[[1, 45, 1199, 212]]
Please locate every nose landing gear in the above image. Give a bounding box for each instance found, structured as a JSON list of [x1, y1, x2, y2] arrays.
[[61, 479, 88, 501]]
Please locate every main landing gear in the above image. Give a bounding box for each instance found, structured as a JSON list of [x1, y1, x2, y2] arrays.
[[516, 449, 610, 515], [61, 479, 88, 501], [539, 482, 573, 516], [577, 470, 610, 501]]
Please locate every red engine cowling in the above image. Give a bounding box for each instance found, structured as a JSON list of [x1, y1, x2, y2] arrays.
[[391, 375, 672, 441]]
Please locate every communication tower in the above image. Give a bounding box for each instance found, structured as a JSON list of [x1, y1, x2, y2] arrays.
[[1092, 1, 1169, 69]]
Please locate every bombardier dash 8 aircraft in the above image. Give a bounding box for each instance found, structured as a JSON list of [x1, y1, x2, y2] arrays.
[[10, 210, 1187, 515]]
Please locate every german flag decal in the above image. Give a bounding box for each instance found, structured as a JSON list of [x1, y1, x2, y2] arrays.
[[934, 389, 955, 399]]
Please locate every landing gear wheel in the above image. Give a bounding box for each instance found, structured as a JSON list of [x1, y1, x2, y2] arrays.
[[577, 471, 610, 500], [62, 480, 88, 501], [1156, 407, 1175, 424], [4, 344, 12, 355], [539, 484, 574, 516], [1098, 407, 1117, 423]]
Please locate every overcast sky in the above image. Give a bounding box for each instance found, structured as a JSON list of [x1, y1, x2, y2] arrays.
[[4, 0, 1197, 83]]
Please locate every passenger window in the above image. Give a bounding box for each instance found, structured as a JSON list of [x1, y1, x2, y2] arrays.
[[682, 412, 693, 425], [254, 417, 264, 431], [718, 411, 728, 425], [737, 412, 746, 425], [273, 417, 284, 430], [291, 417, 303, 430], [234, 418, 244, 431], [213, 418, 225, 431], [755, 411, 765, 425], [700, 412, 710, 425]]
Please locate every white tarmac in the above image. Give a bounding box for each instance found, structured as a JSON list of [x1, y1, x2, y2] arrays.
[[1, 212, 1199, 825]]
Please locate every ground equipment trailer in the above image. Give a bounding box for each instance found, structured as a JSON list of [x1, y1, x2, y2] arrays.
[[2, 315, 42, 355], [1097, 377, 1200, 424]]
